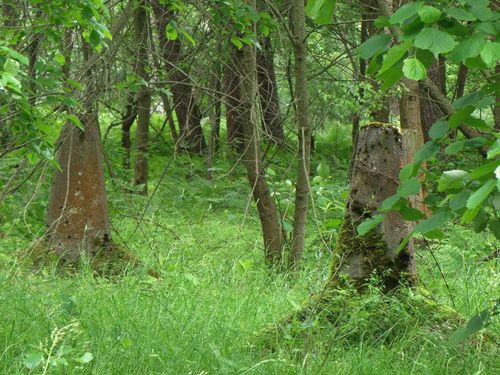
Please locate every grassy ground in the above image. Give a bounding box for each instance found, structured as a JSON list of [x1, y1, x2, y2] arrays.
[[0, 124, 498, 374]]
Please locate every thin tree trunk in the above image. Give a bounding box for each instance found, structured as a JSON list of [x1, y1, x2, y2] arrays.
[[133, 1, 151, 194], [151, 0, 206, 154], [290, 0, 312, 268], [454, 64, 468, 100], [329, 125, 416, 289], [256, 37, 284, 143], [122, 94, 137, 169], [237, 22, 282, 265], [494, 64, 500, 131], [224, 48, 246, 151]]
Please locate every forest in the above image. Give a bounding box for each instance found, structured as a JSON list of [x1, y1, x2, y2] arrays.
[[0, 0, 499, 373]]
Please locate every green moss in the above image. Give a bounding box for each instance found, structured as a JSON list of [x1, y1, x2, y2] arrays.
[[329, 214, 394, 288]]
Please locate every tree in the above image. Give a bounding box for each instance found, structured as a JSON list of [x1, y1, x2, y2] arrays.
[[236, 10, 283, 265], [151, 0, 206, 154], [289, 0, 312, 267], [46, 1, 133, 261], [133, 0, 152, 194]]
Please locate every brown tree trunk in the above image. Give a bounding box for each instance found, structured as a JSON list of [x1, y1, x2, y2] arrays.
[[494, 64, 500, 131], [237, 27, 283, 265], [362, 0, 390, 123], [256, 37, 284, 143], [46, 113, 111, 261], [133, 1, 151, 194], [290, 0, 312, 268], [224, 48, 246, 151], [330, 125, 416, 289], [419, 59, 446, 141], [45, 3, 133, 261], [122, 94, 137, 169], [151, 0, 206, 154]]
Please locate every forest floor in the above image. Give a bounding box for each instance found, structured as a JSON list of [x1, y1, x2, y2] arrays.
[[0, 123, 498, 374]]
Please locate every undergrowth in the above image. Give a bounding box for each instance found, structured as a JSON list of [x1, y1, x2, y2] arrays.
[[0, 123, 498, 374]]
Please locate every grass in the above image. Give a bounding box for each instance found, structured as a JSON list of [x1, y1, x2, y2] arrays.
[[0, 123, 498, 374]]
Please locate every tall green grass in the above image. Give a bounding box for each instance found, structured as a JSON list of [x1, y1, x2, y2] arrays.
[[0, 124, 498, 374]]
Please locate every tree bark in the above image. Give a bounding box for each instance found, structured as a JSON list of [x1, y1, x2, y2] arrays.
[[419, 59, 446, 141], [151, 0, 206, 154], [362, 0, 390, 123], [256, 37, 284, 143], [224, 48, 246, 151], [237, 30, 283, 265], [46, 3, 133, 260], [330, 125, 416, 289], [122, 94, 137, 169], [46, 113, 111, 261], [289, 0, 312, 268], [133, 1, 152, 194]]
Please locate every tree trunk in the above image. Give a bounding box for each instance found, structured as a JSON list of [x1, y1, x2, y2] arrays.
[[256, 37, 284, 143], [46, 113, 111, 261], [45, 3, 133, 261], [237, 31, 282, 265], [419, 59, 446, 141], [133, 1, 151, 194], [330, 125, 416, 289], [290, 0, 312, 268], [224, 48, 246, 151], [151, 0, 206, 154], [122, 94, 137, 169], [362, 0, 390, 123], [494, 64, 500, 131]]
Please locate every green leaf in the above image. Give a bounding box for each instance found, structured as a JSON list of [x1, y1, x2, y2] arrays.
[[397, 178, 421, 198], [418, 6, 441, 23], [489, 219, 500, 240], [400, 205, 426, 221], [305, 0, 337, 25], [4, 58, 19, 75], [453, 91, 482, 110], [470, 160, 499, 179], [449, 192, 470, 211], [399, 162, 419, 181], [446, 7, 477, 21], [381, 195, 402, 211], [414, 28, 457, 57], [166, 23, 178, 40], [23, 352, 43, 370], [180, 31, 196, 47], [414, 210, 452, 234], [390, 2, 424, 25], [414, 141, 440, 163], [466, 179, 496, 210], [378, 40, 411, 74], [470, 3, 493, 21], [449, 106, 474, 128], [76, 352, 94, 364], [449, 34, 485, 63], [438, 170, 469, 192], [487, 139, 500, 159], [480, 42, 500, 68], [358, 33, 392, 59], [402, 57, 427, 80], [448, 302, 499, 345], [230, 36, 243, 49], [357, 214, 385, 236], [54, 53, 66, 65], [429, 120, 449, 140]]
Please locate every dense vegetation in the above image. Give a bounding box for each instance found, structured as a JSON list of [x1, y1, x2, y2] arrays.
[[0, 0, 498, 373]]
